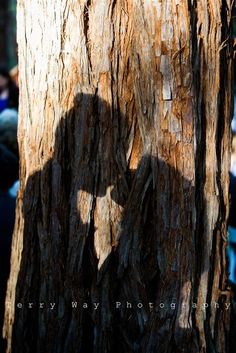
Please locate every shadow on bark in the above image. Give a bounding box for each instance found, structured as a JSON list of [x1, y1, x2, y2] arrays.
[[6, 93, 232, 353]]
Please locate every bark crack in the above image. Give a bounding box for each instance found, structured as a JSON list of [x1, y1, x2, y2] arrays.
[[83, 0, 92, 73]]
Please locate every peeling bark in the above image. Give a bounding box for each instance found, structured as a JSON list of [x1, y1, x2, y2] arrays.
[[3, 1, 233, 353]]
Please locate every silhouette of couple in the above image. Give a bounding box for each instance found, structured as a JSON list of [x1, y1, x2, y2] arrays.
[[5, 93, 217, 353]]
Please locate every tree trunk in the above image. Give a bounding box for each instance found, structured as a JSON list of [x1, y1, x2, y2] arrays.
[[3, 1, 233, 352]]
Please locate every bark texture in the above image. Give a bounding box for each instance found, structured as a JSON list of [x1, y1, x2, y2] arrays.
[[3, 1, 234, 352]]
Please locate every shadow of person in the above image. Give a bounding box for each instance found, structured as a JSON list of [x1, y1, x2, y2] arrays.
[[7, 92, 224, 353]]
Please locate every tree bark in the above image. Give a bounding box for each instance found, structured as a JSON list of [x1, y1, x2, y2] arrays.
[[3, 1, 233, 352]]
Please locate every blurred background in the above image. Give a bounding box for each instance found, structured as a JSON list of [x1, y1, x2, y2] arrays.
[[0, 0, 17, 71]]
